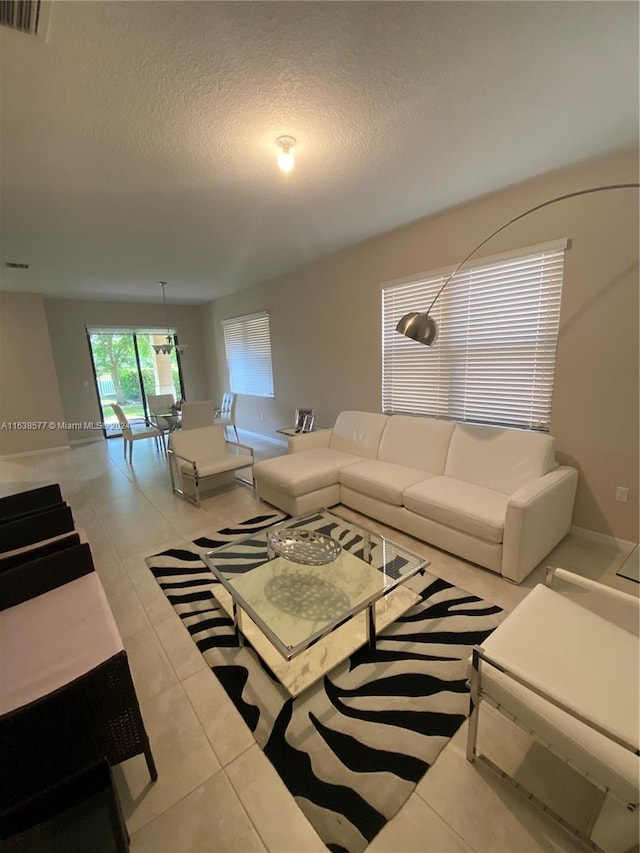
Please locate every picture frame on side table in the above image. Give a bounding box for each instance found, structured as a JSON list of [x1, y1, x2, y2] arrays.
[[301, 414, 315, 433], [294, 408, 314, 432]]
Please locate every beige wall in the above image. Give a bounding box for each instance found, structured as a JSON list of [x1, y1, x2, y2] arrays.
[[0, 292, 68, 455], [202, 149, 639, 541], [43, 298, 210, 443]]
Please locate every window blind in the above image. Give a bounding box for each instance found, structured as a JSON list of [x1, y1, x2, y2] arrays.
[[382, 240, 568, 431], [222, 311, 275, 398]]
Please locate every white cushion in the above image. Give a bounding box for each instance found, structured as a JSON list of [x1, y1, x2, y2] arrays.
[[403, 476, 507, 543], [340, 460, 433, 506], [253, 448, 362, 497], [445, 424, 556, 494], [180, 454, 250, 479], [378, 415, 455, 474], [328, 411, 389, 459], [0, 574, 124, 715], [479, 584, 639, 802]]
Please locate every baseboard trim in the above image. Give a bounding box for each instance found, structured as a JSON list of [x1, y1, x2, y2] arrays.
[[69, 436, 104, 446], [570, 525, 637, 554], [0, 444, 70, 459]]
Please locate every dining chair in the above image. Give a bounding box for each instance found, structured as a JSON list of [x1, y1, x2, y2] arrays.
[[214, 392, 239, 441], [110, 403, 165, 463], [146, 393, 179, 435], [181, 400, 216, 431]]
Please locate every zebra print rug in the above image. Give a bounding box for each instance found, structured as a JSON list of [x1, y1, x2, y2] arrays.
[[146, 511, 503, 853]]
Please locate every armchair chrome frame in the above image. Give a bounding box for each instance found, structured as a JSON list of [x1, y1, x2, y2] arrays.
[[466, 568, 639, 852], [168, 439, 254, 507]]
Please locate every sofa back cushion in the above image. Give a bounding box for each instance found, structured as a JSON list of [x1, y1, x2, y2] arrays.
[[445, 424, 556, 494], [329, 411, 389, 459], [377, 415, 455, 474]]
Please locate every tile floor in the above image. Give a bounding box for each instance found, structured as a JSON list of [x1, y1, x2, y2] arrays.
[[2, 433, 637, 853]]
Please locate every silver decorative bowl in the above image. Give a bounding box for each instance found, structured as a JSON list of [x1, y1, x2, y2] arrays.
[[267, 528, 342, 565]]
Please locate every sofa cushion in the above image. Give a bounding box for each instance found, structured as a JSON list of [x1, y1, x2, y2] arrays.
[[403, 476, 508, 543], [254, 448, 363, 497], [340, 460, 433, 506], [377, 415, 455, 474], [328, 411, 389, 459], [445, 424, 556, 494]]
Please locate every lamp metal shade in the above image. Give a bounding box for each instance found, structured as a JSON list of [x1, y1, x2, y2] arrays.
[[396, 312, 438, 346]]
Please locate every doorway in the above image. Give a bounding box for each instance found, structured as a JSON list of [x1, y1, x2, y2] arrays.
[[87, 330, 185, 437]]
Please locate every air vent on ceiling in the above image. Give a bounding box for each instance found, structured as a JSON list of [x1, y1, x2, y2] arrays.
[[4, 262, 30, 269], [0, 0, 40, 35]]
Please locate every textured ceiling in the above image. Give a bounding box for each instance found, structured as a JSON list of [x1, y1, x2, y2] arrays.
[[0, 1, 638, 305]]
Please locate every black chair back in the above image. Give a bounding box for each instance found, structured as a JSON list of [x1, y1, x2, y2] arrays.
[[0, 542, 95, 611], [0, 485, 64, 523], [0, 505, 75, 554]]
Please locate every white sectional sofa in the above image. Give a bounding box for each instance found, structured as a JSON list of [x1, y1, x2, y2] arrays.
[[253, 411, 578, 584]]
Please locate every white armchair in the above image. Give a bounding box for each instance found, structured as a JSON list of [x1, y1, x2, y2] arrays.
[[467, 568, 639, 853], [168, 424, 254, 506]]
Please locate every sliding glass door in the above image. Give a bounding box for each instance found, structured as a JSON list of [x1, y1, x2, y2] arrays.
[[88, 330, 185, 437]]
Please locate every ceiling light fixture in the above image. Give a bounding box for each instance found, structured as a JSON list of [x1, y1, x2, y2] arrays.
[[276, 136, 296, 173], [152, 281, 187, 356], [396, 183, 640, 347]]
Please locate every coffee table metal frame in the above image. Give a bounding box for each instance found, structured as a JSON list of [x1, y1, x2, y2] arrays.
[[202, 508, 428, 663]]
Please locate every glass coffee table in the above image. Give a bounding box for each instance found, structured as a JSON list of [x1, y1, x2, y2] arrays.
[[202, 509, 429, 695]]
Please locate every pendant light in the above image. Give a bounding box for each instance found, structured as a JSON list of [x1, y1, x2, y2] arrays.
[[152, 281, 187, 355]]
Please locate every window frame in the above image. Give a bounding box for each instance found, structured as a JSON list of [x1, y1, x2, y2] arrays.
[[381, 239, 568, 432]]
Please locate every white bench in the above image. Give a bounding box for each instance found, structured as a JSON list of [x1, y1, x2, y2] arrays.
[[467, 568, 639, 852]]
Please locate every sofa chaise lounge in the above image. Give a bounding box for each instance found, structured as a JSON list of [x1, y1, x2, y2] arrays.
[[253, 411, 578, 584]]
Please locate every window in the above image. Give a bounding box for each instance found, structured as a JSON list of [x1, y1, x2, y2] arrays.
[[382, 240, 567, 431], [222, 311, 275, 397], [1, 0, 41, 35], [87, 328, 185, 437]]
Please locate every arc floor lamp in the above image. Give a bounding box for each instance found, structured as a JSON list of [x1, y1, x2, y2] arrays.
[[396, 183, 640, 347]]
